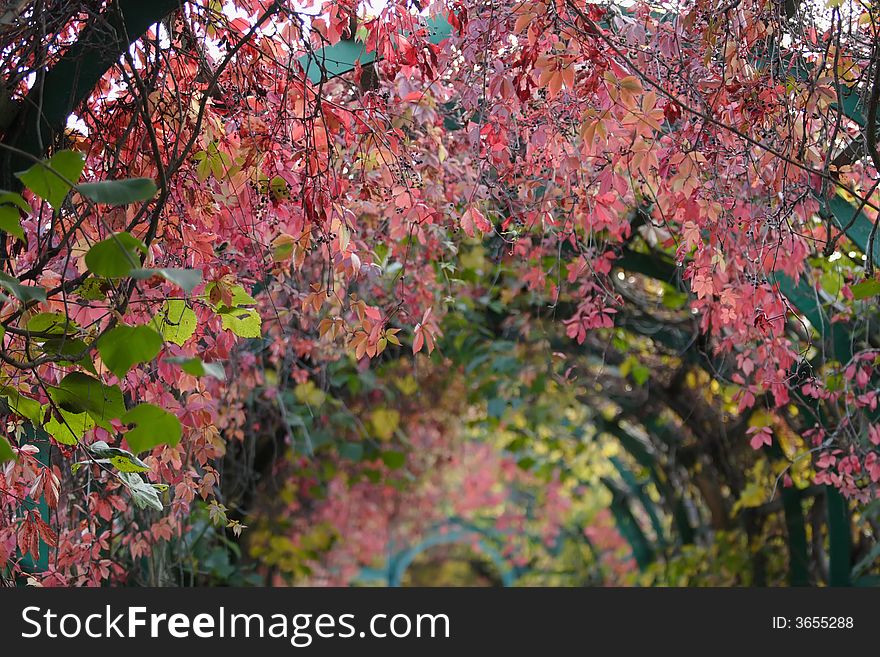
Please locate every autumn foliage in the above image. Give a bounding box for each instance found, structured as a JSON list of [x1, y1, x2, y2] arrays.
[[0, 0, 879, 586]]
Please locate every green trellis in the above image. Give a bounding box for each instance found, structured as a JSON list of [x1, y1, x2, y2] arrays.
[[354, 518, 518, 587]]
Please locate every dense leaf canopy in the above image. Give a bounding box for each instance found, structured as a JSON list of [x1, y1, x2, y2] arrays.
[[0, 0, 879, 586]]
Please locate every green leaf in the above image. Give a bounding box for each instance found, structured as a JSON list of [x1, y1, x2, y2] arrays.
[[0, 271, 46, 303], [206, 283, 256, 308], [119, 471, 163, 511], [49, 372, 125, 429], [87, 440, 131, 459], [39, 337, 95, 373], [122, 403, 182, 454], [363, 468, 382, 483], [380, 450, 406, 469], [851, 279, 880, 300], [84, 232, 146, 277], [153, 299, 197, 346], [77, 177, 157, 205], [15, 149, 85, 209], [272, 234, 295, 261], [87, 440, 150, 472], [487, 397, 506, 418], [231, 285, 257, 305], [218, 307, 262, 338], [166, 356, 225, 380], [293, 380, 325, 406], [74, 278, 108, 300], [0, 191, 31, 213], [631, 363, 650, 386], [0, 386, 44, 423], [130, 267, 202, 293], [661, 284, 689, 310], [26, 311, 78, 337], [97, 323, 163, 379], [0, 435, 16, 462], [45, 409, 94, 445], [0, 205, 24, 240], [109, 454, 151, 472], [620, 355, 650, 386], [269, 176, 289, 200], [338, 441, 364, 461], [206, 282, 261, 338]]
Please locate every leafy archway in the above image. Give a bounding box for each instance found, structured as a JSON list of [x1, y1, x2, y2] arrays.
[[1, 0, 879, 587]]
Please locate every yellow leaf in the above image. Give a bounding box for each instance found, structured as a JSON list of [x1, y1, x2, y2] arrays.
[[394, 375, 418, 395], [748, 409, 774, 429], [272, 233, 296, 261], [732, 481, 766, 513], [294, 381, 326, 407], [370, 408, 400, 441]]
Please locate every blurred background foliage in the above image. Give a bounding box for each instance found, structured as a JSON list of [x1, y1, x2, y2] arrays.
[[155, 231, 876, 588]]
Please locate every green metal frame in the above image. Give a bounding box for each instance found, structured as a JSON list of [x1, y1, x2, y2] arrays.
[[353, 518, 517, 586]]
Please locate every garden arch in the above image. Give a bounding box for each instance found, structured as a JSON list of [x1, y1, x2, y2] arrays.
[[354, 518, 518, 587]]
